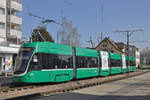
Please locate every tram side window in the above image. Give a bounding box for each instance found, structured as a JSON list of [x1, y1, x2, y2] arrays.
[[129, 61, 132, 66], [110, 59, 122, 67], [39, 53, 73, 69], [53, 55, 60, 69], [99, 58, 101, 67], [58, 55, 73, 69], [126, 60, 135, 66], [133, 61, 136, 66], [89, 57, 98, 68], [76, 56, 98, 68], [130, 61, 136, 66], [29, 53, 73, 70], [77, 57, 88, 68], [76, 56, 86, 68], [126, 60, 129, 66], [42, 53, 55, 69]]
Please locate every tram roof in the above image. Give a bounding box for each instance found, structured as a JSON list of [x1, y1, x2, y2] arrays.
[[22, 42, 73, 55]]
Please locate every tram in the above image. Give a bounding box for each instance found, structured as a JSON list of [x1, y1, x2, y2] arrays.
[[13, 42, 136, 83]]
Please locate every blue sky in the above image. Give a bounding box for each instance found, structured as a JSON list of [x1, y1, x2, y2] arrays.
[[23, 0, 149, 49]]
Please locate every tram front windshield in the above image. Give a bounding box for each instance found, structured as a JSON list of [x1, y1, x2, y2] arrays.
[[14, 47, 34, 74]]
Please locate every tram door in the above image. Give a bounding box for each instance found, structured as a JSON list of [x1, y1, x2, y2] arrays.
[[100, 51, 109, 70], [122, 55, 126, 69]]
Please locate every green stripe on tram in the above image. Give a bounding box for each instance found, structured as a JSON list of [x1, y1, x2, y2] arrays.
[[75, 47, 97, 57]]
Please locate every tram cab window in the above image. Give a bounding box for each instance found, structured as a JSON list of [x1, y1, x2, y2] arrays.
[[29, 53, 42, 71]]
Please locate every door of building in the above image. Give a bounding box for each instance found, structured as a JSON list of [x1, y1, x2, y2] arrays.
[[0, 57, 2, 70]]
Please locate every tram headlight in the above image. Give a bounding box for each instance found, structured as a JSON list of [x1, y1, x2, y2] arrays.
[[33, 55, 38, 62]]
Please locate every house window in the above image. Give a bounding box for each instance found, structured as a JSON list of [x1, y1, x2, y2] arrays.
[[111, 50, 114, 53], [0, 7, 5, 15], [103, 44, 107, 48], [0, 23, 5, 29]]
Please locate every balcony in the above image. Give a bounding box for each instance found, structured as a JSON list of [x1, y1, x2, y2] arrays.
[[0, 29, 6, 38], [0, 0, 6, 8], [7, 0, 22, 12], [0, 45, 19, 54], [0, 15, 6, 23], [7, 29, 22, 39], [7, 15, 22, 25]]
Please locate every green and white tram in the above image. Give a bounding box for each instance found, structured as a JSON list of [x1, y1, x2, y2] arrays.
[[13, 42, 136, 83]]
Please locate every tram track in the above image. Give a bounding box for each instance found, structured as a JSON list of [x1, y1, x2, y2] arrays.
[[0, 70, 149, 100], [0, 83, 51, 93]]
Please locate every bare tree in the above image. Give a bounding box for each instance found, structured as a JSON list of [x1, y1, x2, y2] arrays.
[[57, 17, 80, 46], [87, 36, 95, 48], [97, 32, 103, 44]]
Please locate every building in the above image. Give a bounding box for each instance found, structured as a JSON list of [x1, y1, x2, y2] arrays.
[[95, 37, 125, 55], [135, 48, 140, 67], [0, 0, 22, 72], [95, 37, 140, 66]]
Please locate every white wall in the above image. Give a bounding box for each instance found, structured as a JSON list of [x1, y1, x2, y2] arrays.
[[7, 0, 22, 12], [9, 29, 22, 38], [7, 15, 22, 25], [0, 15, 6, 23], [0, 0, 6, 39], [0, 0, 6, 8], [0, 29, 6, 38]]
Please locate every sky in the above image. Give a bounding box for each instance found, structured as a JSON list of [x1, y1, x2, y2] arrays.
[[22, 0, 150, 49]]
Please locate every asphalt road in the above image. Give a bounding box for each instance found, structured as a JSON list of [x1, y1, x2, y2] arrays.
[[9, 72, 150, 100]]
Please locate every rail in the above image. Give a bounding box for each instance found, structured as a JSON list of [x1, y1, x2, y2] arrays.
[[0, 70, 149, 100]]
